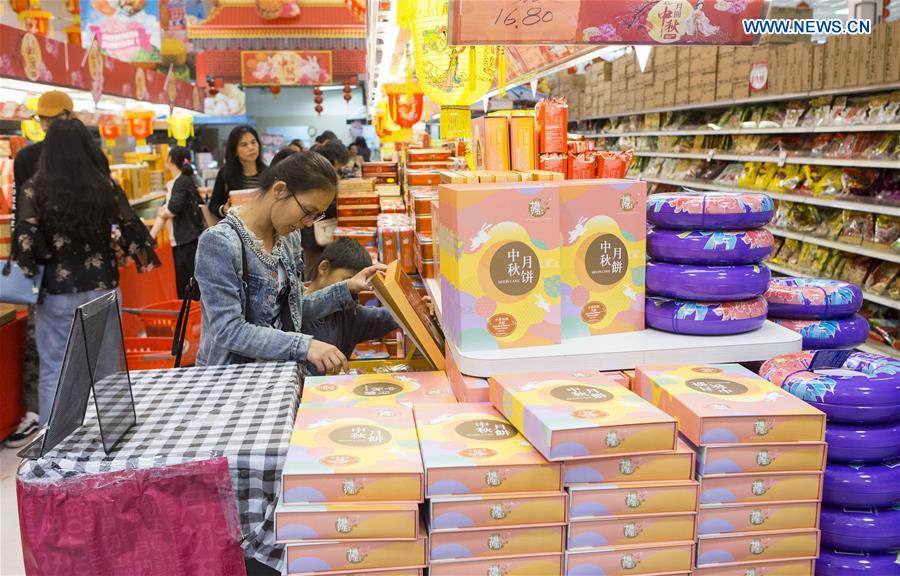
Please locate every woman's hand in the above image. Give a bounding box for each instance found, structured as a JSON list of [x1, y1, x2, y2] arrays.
[[307, 339, 348, 375], [346, 263, 387, 294]]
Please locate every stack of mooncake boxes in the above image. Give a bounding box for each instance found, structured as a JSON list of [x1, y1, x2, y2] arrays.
[[414, 403, 569, 575], [276, 371, 457, 576], [634, 364, 828, 576], [488, 371, 698, 576]]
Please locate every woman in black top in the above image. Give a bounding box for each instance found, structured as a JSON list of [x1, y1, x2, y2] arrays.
[[208, 125, 267, 220], [12, 118, 160, 425], [151, 146, 206, 299]]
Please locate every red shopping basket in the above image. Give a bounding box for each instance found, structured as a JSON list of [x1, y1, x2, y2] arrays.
[[122, 300, 202, 368]]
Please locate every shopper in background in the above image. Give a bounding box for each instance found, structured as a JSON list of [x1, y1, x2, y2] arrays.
[[300, 140, 351, 276], [314, 130, 338, 146], [316, 140, 351, 175], [268, 147, 295, 167], [150, 147, 206, 299], [302, 238, 398, 366], [208, 125, 267, 220], [193, 152, 384, 374], [12, 119, 160, 426], [288, 139, 305, 153], [351, 136, 371, 162]]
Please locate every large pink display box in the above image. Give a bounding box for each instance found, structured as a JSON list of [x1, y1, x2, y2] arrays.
[[560, 179, 646, 338], [489, 371, 676, 461], [696, 442, 827, 476], [633, 364, 826, 446], [285, 532, 427, 575], [414, 403, 562, 497], [563, 437, 695, 485], [429, 524, 566, 562], [568, 512, 697, 549], [301, 372, 456, 407], [564, 541, 695, 576], [698, 472, 824, 507], [275, 502, 420, 542], [696, 528, 820, 567], [429, 553, 563, 576], [698, 501, 820, 535], [428, 491, 568, 531], [692, 558, 815, 576], [568, 480, 699, 520], [282, 406, 424, 504]]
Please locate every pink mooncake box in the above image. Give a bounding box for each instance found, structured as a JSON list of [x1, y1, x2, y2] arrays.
[[429, 553, 563, 576], [568, 480, 700, 520], [489, 371, 677, 461], [696, 441, 827, 476], [444, 343, 490, 403], [429, 523, 565, 562], [282, 406, 424, 504], [563, 437, 696, 485], [564, 541, 695, 576], [692, 557, 814, 576], [285, 530, 427, 575], [567, 512, 697, 549], [698, 471, 824, 507], [698, 501, 821, 535], [414, 403, 562, 497], [633, 364, 826, 446], [428, 491, 568, 532], [302, 371, 456, 407], [275, 502, 420, 543], [696, 528, 820, 567]]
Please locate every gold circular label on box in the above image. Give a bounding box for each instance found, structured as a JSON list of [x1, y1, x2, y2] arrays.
[[352, 383, 403, 397], [490, 241, 540, 296], [487, 313, 517, 337], [581, 301, 607, 324], [572, 409, 608, 419], [686, 378, 749, 396], [319, 455, 361, 467], [692, 367, 723, 374], [551, 384, 614, 403], [458, 448, 498, 459], [585, 234, 628, 286], [329, 425, 393, 447], [455, 419, 518, 441], [316, 383, 338, 392]]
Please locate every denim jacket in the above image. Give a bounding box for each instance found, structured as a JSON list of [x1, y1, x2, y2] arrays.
[[194, 211, 354, 368]]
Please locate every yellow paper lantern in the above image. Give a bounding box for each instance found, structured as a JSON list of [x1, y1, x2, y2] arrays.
[[375, 98, 410, 143], [410, 0, 497, 141], [167, 115, 194, 146], [20, 96, 44, 142]]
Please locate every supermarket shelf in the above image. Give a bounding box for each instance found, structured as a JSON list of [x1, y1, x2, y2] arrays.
[[858, 341, 899, 359], [128, 192, 166, 207], [634, 150, 899, 169], [424, 278, 801, 375], [576, 123, 900, 138], [768, 228, 900, 264], [639, 176, 900, 217], [767, 262, 899, 311], [571, 82, 900, 122]]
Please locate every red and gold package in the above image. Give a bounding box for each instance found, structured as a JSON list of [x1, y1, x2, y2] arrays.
[[536, 97, 568, 154], [568, 152, 597, 180], [596, 149, 635, 179], [540, 154, 568, 179]]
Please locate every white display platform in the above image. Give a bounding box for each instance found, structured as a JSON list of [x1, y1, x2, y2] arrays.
[[424, 279, 802, 377]]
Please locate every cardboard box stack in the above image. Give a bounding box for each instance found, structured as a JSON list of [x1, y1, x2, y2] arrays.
[[334, 226, 378, 262], [279, 406, 427, 575], [301, 371, 456, 408], [414, 403, 567, 575], [377, 213, 416, 275], [489, 371, 697, 575], [408, 188, 437, 279], [362, 161, 398, 185], [634, 364, 826, 576], [337, 178, 379, 228]]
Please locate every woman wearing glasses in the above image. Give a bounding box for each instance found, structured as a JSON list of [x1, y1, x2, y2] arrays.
[[193, 151, 383, 374]]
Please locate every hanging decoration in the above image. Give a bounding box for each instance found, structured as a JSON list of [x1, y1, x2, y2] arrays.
[[410, 0, 497, 161], [65, 0, 81, 44], [345, 0, 365, 21], [167, 115, 194, 146], [270, 85, 281, 96], [18, 3, 53, 37], [99, 116, 121, 147], [374, 98, 406, 143], [343, 82, 353, 104], [255, 0, 301, 20], [384, 82, 424, 129], [124, 109, 155, 147], [20, 96, 44, 143], [313, 85, 324, 115]]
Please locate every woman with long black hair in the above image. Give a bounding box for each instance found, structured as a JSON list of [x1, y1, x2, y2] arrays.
[[12, 118, 159, 425], [208, 125, 267, 220], [151, 146, 206, 298]]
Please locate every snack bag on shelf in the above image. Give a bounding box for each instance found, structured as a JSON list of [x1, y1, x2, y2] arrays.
[[738, 162, 760, 188], [767, 165, 803, 193], [841, 168, 879, 198], [568, 152, 597, 180], [863, 133, 899, 159], [839, 211, 873, 246], [596, 149, 634, 179], [536, 97, 568, 155], [787, 204, 820, 234], [753, 163, 778, 190], [868, 93, 900, 124], [714, 163, 743, 186], [839, 256, 872, 285], [870, 215, 900, 250], [812, 208, 844, 240], [805, 166, 842, 197], [865, 262, 899, 295], [772, 201, 793, 229]]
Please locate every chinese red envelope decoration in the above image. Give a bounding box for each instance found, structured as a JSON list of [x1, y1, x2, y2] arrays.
[[124, 110, 154, 147], [384, 83, 424, 129], [99, 116, 121, 147]]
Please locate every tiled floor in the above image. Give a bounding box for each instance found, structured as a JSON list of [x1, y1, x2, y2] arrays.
[[0, 445, 24, 575]]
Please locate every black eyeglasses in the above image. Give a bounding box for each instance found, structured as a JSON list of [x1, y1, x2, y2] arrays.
[[291, 194, 327, 223]]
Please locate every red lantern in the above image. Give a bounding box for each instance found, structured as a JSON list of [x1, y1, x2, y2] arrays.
[[313, 86, 323, 96], [315, 104, 323, 115], [270, 86, 281, 96], [65, 0, 79, 15], [343, 84, 352, 104], [99, 116, 121, 147], [383, 83, 424, 129]]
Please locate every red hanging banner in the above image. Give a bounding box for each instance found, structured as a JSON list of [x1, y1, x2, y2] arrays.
[[448, 0, 768, 46]]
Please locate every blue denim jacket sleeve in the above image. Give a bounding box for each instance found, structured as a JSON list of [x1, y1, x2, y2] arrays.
[[195, 228, 312, 361], [301, 280, 355, 323]]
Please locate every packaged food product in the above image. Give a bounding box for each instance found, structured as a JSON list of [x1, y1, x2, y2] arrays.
[[767, 165, 803, 193], [812, 209, 844, 240], [839, 256, 872, 286], [753, 163, 778, 190], [568, 153, 597, 180], [772, 201, 793, 230], [738, 163, 760, 188], [787, 204, 820, 234], [839, 211, 873, 245], [871, 215, 900, 248], [771, 238, 801, 266], [865, 262, 899, 295], [805, 166, 842, 197], [714, 164, 744, 186], [536, 97, 568, 154], [597, 149, 635, 179]]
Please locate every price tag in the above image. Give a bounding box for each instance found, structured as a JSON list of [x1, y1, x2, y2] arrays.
[[777, 151, 787, 167], [449, 0, 580, 45], [706, 149, 715, 162]]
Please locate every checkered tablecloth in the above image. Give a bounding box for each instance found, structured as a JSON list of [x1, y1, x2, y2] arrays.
[[18, 362, 300, 570]]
